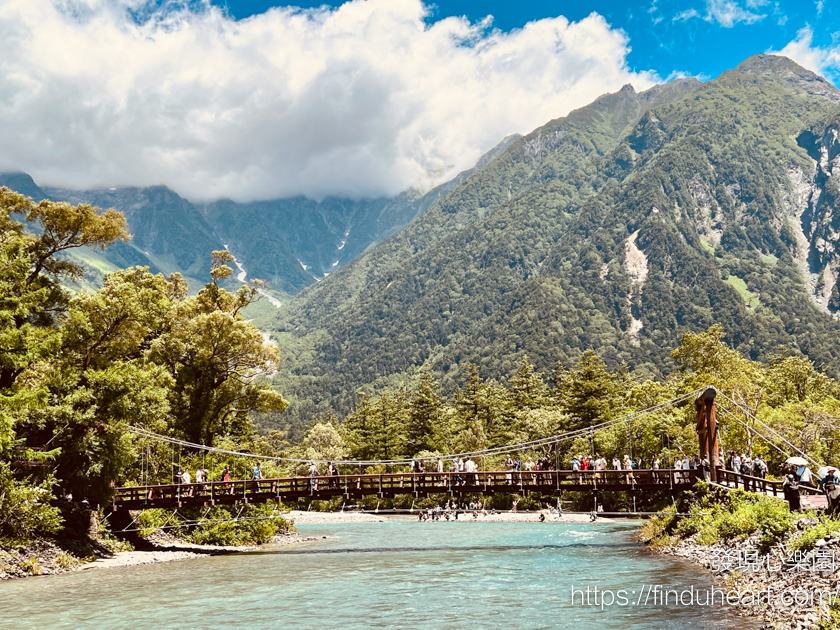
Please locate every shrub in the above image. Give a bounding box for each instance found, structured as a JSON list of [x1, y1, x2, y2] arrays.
[[186, 505, 293, 546], [788, 514, 840, 553], [54, 551, 79, 569], [20, 557, 42, 575], [645, 485, 797, 552], [0, 463, 62, 544]]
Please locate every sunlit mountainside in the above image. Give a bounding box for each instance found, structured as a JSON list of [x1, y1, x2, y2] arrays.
[[5, 55, 840, 442], [256, 55, 840, 436]]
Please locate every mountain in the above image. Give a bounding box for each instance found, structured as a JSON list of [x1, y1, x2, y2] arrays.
[[261, 55, 840, 438], [0, 136, 520, 299]]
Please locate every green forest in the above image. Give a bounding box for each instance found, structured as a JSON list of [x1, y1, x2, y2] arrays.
[[7, 55, 840, 571], [4, 181, 840, 552], [261, 55, 840, 440], [0, 190, 289, 550]]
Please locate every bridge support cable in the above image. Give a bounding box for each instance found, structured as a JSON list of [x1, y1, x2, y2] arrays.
[[715, 404, 791, 460], [712, 389, 820, 468], [125, 387, 707, 469]]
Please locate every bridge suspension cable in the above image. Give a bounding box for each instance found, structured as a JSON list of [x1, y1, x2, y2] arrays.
[[126, 387, 706, 466], [713, 389, 821, 467], [715, 400, 822, 468]]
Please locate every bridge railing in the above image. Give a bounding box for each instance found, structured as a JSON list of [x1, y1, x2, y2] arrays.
[[112, 468, 699, 509], [715, 469, 822, 497]]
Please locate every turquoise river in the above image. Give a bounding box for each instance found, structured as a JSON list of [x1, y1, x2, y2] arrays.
[[0, 519, 758, 629]]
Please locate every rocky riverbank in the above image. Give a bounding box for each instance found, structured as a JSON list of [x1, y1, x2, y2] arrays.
[[651, 517, 840, 630], [0, 530, 320, 580]]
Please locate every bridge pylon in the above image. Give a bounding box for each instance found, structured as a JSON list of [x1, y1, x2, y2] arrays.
[[695, 388, 720, 482]]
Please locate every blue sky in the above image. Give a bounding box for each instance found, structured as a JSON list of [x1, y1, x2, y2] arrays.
[[214, 0, 840, 82], [2, 0, 839, 200]]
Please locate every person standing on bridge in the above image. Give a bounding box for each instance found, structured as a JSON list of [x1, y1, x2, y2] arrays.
[[465, 456, 478, 485], [195, 466, 207, 496], [819, 467, 840, 514], [798, 464, 814, 489], [571, 455, 581, 484], [308, 461, 319, 491], [524, 456, 535, 484], [222, 465, 231, 494], [595, 454, 606, 482], [327, 461, 338, 489], [504, 455, 515, 485], [253, 463, 263, 480], [752, 455, 767, 492], [701, 455, 710, 481], [741, 455, 753, 491], [181, 468, 192, 497], [783, 464, 801, 512], [623, 455, 635, 486]]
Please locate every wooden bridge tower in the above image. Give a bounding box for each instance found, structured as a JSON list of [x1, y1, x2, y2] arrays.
[[695, 387, 720, 482]]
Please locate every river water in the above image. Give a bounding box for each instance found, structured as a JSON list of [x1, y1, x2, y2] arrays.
[[1, 519, 757, 629]]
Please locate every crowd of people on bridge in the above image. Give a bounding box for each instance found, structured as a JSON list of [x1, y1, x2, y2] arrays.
[[161, 450, 840, 517]]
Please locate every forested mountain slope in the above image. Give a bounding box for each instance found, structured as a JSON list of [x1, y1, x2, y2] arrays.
[[0, 138, 520, 298], [264, 76, 715, 432], [263, 55, 840, 438]]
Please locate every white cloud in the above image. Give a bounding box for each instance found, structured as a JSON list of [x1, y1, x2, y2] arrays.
[[674, 0, 766, 27], [673, 8, 701, 22], [771, 26, 840, 84], [0, 0, 658, 201], [706, 0, 766, 26]]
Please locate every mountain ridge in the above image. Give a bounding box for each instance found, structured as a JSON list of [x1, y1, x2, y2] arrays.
[[258, 55, 840, 439], [0, 135, 522, 297]]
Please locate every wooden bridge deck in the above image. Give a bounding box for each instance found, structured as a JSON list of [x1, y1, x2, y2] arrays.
[[112, 469, 699, 511]]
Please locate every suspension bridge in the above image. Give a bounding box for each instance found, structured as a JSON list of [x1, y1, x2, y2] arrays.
[[109, 386, 827, 515], [111, 469, 700, 511]]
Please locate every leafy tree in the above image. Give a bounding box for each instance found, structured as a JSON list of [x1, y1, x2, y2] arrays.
[[296, 420, 347, 463], [0, 462, 62, 543], [148, 251, 288, 445]]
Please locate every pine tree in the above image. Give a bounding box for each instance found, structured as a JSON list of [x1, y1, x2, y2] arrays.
[[406, 369, 441, 455], [509, 355, 550, 409], [555, 350, 628, 430], [375, 389, 408, 460]]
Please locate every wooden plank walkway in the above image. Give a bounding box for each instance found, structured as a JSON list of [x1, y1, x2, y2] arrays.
[[112, 469, 699, 511]]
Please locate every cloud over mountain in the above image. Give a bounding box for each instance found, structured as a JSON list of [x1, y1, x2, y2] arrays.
[[0, 0, 657, 201]]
